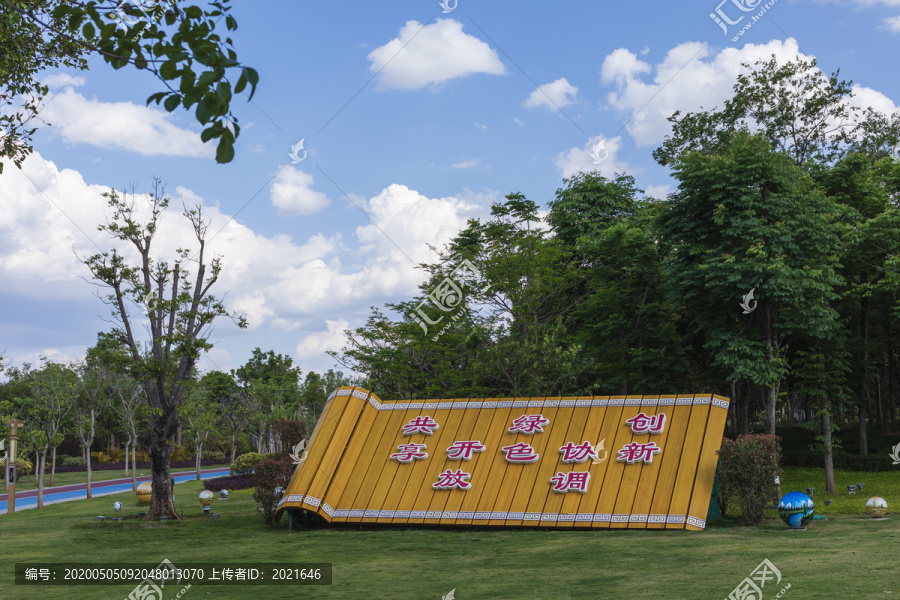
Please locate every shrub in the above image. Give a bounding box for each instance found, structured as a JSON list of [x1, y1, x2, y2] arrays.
[[134, 450, 150, 462], [204, 474, 256, 493], [717, 434, 782, 526], [3, 457, 33, 481], [253, 456, 295, 526], [232, 452, 265, 475], [61, 456, 86, 467], [90, 451, 111, 464], [56, 453, 71, 462], [170, 445, 192, 463], [107, 447, 128, 462], [201, 450, 227, 462]]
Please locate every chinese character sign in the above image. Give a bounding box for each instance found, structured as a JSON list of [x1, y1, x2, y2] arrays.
[[508, 414, 550, 435], [502, 442, 540, 464], [550, 471, 590, 493], [433, 469, 472, 490], [402, 416, 440, 435], [390, 443, 428, 463], [617, 441, 662, 464], [559, 441, 596, 463], [625, 412, 666, 434], [446, 440, 486, 460]]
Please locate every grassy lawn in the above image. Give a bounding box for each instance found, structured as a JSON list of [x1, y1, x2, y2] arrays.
[[5, 463, 232, 493], [0, 467, 897, 599]]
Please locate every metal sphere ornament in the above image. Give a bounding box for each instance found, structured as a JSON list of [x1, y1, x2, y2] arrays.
[[199, 490, 214, 507], [866, 496, 888, 518], [219, 489, 229, 499], [777, 491, 815, 529], [113, 501, 123, 512], [136, 481, 152, 505]]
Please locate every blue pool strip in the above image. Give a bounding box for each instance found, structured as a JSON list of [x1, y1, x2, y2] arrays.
[[0, 469, 230, 515]]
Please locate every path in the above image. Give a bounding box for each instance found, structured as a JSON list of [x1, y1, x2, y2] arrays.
[[0, 467, 231, 515]]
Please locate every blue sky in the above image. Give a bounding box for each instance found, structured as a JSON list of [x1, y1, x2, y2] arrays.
[[1, 0, 899, 378]]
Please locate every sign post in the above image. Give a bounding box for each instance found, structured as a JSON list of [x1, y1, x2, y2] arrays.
[[6, 419, 19, 514]]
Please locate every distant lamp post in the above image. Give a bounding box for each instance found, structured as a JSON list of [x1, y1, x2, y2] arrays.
[[856, 483, 864, 491], [805, 488, 814, 497], [847, 485, 856, 495]]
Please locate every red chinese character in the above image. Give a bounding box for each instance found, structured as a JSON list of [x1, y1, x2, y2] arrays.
[[617, 441, 662, 464], [501, 442, 540, 463], [508, 414, 550, 435], [625, 412, 666, 434], [390, 443, 428, 463], [446, 440, 486, 461], [432, 469, 472, 490], [550, 471, 591, 493], [402, 415, 440, 435], [559, 441, 596, 463]]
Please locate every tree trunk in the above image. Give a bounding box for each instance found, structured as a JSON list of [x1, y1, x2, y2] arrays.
[[124, 439, 131, 476], [146, 412, 179, 520], [230, 434, 237, 473], [131, 442, 137, 491], [37, 450, 46, 509], [890, 348, 898, 434], [195, 441, 203, 481], [49, 446, 57, 486], [740, 380, 750, 435], [85, 443, 93, 500], [822, 340, 835, 494]]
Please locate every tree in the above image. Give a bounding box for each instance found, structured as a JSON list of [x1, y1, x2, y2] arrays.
[[108, 370, 145, 490], [81, 180, 246, 519], [0, 0, 259, 172], [182, 382, 217, 480], [199, 370, 248, 466], [22, 359, 77, 509], [235, 348, 301, 454], [657, 132, 843, 435], [72, 356, 109, 499]]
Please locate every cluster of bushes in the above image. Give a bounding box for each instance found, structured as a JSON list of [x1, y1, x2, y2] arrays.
[[253, 456, 295, 526], [716, 434, 782, 526], [779, 425, 899, 471], [232, 452, 280, 475], [204, 474, 256, 492], [52, 457, 223, 473], [1, 457, 34, 482]]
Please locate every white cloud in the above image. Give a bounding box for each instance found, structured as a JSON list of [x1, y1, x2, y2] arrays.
[[513, 117, 525, 126], [555, 135, 625, 179], [473, 122, 487, 130], [851, 84, 900, 114], [295, 319, 350, 361], [644, 184, 673, 200], [43, 73, 86, 89], [451, 158, 479, 169], [524, 78, 578, 111], [368, 19, 506, 90], [269, 167, 331, 216], [886, 15, 900, 31], [600, 40, 813, 146], [38, 87, 213, 158]]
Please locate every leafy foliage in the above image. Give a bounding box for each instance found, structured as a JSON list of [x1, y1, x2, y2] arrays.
[[252, 456, 295, 526], [717, 434, 782, 525]]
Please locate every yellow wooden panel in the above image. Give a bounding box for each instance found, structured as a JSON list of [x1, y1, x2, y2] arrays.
[[372, 403, 422, 524], [501, 399, 559, 526], [665, 396, 709, 529], [419, 401, 473, 523], [645, 397, 689, 529], [538, 401, 591, 528], [453, 400, 512, 526], [304, 388, 370, 519], [609, 396, 652, 529], [290, 388, 355, 514], [515, 398, 575, 527], [626, 397, 671, 530], [330, 396, 395, 519], [390, 402, 455, 524], [686, 395, 729, 530], [349, 401, 417, 520], [434, 401, 482, 525], [592, 398, 642, 528], [571, 399, 622, 528], [567, 397, 613, 528], [325, 393, 382, 523]]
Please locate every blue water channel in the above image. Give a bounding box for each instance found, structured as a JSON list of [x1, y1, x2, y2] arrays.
[[0, 469, 229, 515]]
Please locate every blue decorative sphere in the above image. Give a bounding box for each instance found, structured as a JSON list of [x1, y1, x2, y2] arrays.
[[778, 491, 814, 529]]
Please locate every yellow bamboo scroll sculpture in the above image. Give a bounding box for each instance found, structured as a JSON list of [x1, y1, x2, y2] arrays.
[[275, 388, 729, 530]]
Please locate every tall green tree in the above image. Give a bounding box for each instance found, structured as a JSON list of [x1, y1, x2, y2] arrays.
[[235, 348, 301, 453], [81, 180, 246, 520], [0, 0, 259, 171]]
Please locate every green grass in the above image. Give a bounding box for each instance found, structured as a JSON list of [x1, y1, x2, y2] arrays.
[[5, 463, 232, 493], [0, 467, 897, 599]]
